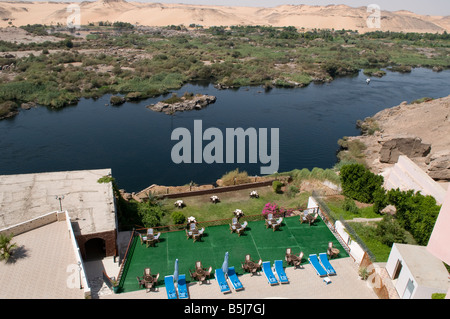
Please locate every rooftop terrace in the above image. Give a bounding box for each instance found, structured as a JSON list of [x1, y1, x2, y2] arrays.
[[116, 215, 350, 295]]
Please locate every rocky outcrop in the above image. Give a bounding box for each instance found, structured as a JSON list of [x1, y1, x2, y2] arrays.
[[380, 137, 431, 164], [110, 95, 125, 106], [147, 94, 216, 114], [427, 151, 450, 181], [0, 101, 18, 120], [337, 95, 450, 182]]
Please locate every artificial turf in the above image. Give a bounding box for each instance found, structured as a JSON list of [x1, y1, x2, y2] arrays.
[[117, 215, 348, 293]]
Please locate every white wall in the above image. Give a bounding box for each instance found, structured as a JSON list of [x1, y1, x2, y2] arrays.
[[335, 221, 365, 264], [308, 196, 365, 264], [386, 244, 417, 299], [307, 196, 319, 209]]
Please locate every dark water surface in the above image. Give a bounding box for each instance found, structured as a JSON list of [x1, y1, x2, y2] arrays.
[[1, 68, 449, 192]]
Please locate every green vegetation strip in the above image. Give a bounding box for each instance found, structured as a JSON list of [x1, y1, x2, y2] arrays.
[[118, 215, 348, 293]]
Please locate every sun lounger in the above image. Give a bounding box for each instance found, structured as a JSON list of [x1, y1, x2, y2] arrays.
[[262, 261, 278, 285], [227, 266, 244, 291], [177, 274, 189, 299], [308, 254, 328, 277], [274, 260, 289, 284], [164, 275, 178, 299], [319, 253, 336, 276], [215, 268, 231, 294]]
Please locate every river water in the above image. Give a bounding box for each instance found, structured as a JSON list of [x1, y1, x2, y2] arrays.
[[0, 68, 449, 192]]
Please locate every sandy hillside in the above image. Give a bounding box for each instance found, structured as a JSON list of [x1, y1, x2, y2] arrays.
[[0, 0, 448, 33]]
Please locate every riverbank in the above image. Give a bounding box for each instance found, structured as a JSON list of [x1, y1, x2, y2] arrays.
[[1, 26, 449, 119], [338, 94, 450, 184]]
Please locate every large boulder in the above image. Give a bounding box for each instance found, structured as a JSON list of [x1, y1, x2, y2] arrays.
[[379, 137, 431, 164], [427, 151, 450, 181]]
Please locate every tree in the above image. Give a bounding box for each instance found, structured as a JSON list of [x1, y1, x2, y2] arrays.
[[340, 164, 384, 203], [386, 188, 440, 245], [137, 200, 166, 228]]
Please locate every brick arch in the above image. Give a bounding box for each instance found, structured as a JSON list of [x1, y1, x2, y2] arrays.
[[76, 230, 117, 260]]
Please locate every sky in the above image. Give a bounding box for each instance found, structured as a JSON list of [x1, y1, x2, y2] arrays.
[[31, 1, 450, 16]]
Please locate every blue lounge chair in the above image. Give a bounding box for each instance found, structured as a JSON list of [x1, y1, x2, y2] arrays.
[[227, 266, 244, 291], [309, 254, 328, 277], [177, 274, 189, 299], [274, 260, 289, 284], [319, 253, 336, 276], [262, 261, 278, 285], [164, 275, 178, 299], [215, 268, 231, 294]]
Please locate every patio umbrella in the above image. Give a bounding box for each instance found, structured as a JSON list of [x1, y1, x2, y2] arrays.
[[222, 251, 229, 274], [173, 259, 179, 283]]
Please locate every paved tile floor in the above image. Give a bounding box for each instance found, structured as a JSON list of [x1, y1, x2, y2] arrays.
[[0, 221, 85, 299], [102, 257, 378, 299]]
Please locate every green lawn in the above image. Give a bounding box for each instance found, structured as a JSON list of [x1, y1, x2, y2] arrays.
[[161, 186, 311, 224], [117, 215, 349, 294]]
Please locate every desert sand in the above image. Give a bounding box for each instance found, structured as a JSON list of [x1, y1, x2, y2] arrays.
[[0, 0, 448, 33]]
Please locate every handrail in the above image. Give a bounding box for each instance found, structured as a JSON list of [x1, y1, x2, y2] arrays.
[[116, 228, 136, 288]]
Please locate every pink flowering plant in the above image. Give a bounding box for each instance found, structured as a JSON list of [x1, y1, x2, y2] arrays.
[[262, 202, 295, 218]]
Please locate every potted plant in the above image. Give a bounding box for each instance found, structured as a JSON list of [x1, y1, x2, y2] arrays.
[[111, 279, 120, 293], [359, 267, 370, 280], [0, 233, 18, 263]]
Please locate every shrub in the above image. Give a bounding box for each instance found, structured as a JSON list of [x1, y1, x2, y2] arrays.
[[262, 202, 293, 218], [342, 198, 359, 215], [285, 185, 299, 198], [340, 164, 384, 203], [171, 211, 186, 225], [375, 215, 407, 247], [386, 189, 440, 245], [272, 180, 283, 193], [221, 168, 250, 186], [0, 233, 18, 263], [137, 201, 166, 228]]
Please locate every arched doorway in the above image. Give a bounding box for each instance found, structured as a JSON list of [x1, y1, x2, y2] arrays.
[[84, 238, 106, 260]]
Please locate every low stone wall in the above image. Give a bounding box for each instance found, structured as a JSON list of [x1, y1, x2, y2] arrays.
[[152, 179, 277, 199], [0, 211, 65, 237]]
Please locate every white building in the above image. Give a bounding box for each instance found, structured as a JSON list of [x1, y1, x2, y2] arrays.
[[386, 243, 449, 299]]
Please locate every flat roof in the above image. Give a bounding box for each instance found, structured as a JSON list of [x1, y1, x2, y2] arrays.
[[0, 220, 85, 299], [395, 243, 450, 290], [0, 169, 116, 235]]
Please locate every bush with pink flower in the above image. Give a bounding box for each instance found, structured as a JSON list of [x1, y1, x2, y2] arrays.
[[262, 202, 295, 218]]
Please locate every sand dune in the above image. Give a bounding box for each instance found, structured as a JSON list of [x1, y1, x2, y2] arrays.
[[0, 0, 448, 33]]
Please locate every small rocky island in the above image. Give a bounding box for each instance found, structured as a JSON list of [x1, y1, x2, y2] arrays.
[[146, 92, 216, 114]]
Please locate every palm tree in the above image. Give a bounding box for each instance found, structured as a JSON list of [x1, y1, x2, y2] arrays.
[[0, 233, 18, 263]]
